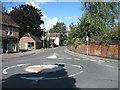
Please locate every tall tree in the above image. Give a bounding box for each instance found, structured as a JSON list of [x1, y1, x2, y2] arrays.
[[76, 2, 119, 40], [49, 22, 67, 45], [77, 13, 105, 38], [82, 2, 119, 27], [67, 23, 77, 44], [9, 4, 44, 39]]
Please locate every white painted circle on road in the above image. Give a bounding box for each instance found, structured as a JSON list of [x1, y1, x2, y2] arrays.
[[21, 63, 83, 80], [25, 65, 65, 73], [3, 64, 29, 74]]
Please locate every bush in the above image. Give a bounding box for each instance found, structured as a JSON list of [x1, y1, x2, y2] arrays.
[[73, 38, 81, 48]]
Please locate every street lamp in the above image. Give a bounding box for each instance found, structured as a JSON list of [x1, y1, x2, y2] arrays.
[[86, 36, 89, 56]]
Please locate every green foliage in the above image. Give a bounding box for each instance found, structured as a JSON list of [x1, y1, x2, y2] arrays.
[[9, 4, 44, 39], [67, 2, 119, 44], [67, 23, 77, 44], [83, 2, 119, 27], [102, 23, 120, 43], [73, 38, 81, 47], [49, 22, 67, 46], [77, 15, 105, 38]]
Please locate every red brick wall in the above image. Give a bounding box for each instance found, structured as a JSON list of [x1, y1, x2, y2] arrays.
[[20, 36, 36, 49], [68, 43, 119, 59]]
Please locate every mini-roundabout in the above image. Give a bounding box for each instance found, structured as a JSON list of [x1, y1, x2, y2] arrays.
[[3, 62, 83, 81]]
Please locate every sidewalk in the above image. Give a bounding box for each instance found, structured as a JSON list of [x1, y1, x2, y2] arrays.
[[1, 48, 52, 60], [64, 48, 119, 63]]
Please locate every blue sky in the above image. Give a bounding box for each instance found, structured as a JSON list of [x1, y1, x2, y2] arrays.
[[2, 1, 84, 31]]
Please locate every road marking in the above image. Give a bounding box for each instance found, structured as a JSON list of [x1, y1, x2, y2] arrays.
[[46, 53, 57, 59], [66, 58, 72, 60], [58, 58, 64, 59], [90, 60, 97, 62], [98, 60, 105, 62], [21, 77, 44, 80], [74, 58, 80, 60], [20, 63, 83, 81], [2, 64, 29, 74], [105, 65, 114, 68], [71, 64, 82, 69]]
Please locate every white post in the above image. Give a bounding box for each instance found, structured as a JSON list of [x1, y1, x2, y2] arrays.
[[47, 31, 50, 48], [6, 43, 8, 53], [43, 24, 44, 48], [86, 36, 89, 56]]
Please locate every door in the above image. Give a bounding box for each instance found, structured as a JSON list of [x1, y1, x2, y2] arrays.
[[25, 42, 28, 50]]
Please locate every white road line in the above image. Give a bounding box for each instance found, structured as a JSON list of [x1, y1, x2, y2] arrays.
[[2, 64, 29, 74], [58, 58, 64, 59], [66, 58, 72, 59], [20, 63, 83, 81], [98, 60, 105, 62], [69, 71, 83, 77], [90, 60, 97, 62], [105, 65, 114, 68], [74, 58, 80, 60], [71, 64, 82, 69]]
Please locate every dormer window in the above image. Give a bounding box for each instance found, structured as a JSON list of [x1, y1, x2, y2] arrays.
[[6, 27, 13, 36]]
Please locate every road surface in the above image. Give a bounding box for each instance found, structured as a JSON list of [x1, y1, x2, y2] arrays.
[[1, 47, 119, 88]]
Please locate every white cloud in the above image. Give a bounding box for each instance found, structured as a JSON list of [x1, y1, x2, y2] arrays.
[[42, 16, 58, 31], [26, 0, 59, 31], [7, 8, 13, 13], [26, 0, 41, 10], [36, 0, 58, 2], [65, 16, 77, 20], [35, 0, 80, 2]]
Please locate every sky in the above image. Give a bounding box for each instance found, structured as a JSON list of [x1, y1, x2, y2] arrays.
[[2, 0, 84, 31]]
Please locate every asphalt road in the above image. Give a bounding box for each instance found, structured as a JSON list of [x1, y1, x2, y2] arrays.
[[1, 47, 119, 89]]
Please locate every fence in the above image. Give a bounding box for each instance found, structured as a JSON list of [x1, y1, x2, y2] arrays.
[[67, 42, 120, 59]]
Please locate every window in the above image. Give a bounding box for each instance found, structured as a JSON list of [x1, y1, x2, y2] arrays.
[[28, 42, 34, 47], [6, 28, 13, 36]]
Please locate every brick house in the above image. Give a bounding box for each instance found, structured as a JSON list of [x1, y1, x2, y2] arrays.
[[0, 14, 19, 53], [19, 33, 42, 50]]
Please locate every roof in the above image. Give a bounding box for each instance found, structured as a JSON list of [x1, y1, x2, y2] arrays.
[[23, 33, 41, 42], [0, 14, 19, 28], [46, 33, 60, 37]]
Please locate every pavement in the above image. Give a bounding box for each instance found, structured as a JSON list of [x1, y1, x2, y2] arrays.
[[1, 48, 52, 60]]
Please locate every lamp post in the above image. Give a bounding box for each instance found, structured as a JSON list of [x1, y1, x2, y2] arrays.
[[86, 36, 89, 56]]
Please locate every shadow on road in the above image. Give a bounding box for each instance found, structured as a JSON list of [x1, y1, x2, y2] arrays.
[[2, 69, 80, 89]]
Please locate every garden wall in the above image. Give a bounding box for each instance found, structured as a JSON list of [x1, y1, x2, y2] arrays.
[[67, 42, 120, 59]]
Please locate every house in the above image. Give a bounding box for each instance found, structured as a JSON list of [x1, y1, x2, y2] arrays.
[[0, 14, 19, 53], [45, 33, 60, 47], [19, 33, 42, 50]]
